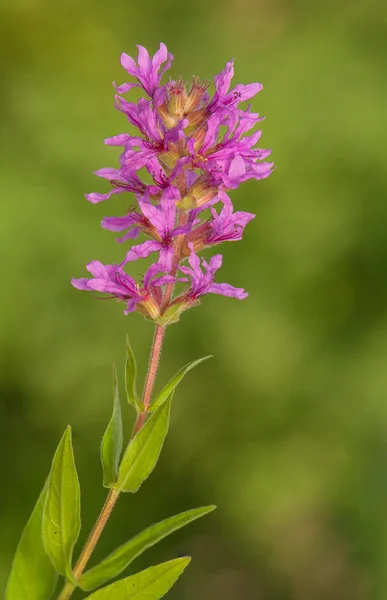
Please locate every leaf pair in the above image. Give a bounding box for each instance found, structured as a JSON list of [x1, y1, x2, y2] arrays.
[[101, 371, 172, 493], [101, 341, 211, 492]]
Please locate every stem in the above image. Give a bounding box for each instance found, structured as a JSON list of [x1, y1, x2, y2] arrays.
[[132, 325, 166, 435], [57, 325, 166, 600]]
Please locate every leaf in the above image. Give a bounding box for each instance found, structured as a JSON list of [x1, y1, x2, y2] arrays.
[[80, 505, 215, 591], [42, 426, 81, 581], [6, 480, 58, 600], [115, 398, 171, 493], [101, 364, 123, 487], [148, 356, 212, 413], [125, 334, 139, 408], [84, 558, 190, 600]]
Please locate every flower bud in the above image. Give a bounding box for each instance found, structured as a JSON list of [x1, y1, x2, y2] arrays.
[[178, 173, 218, 209], [167, 78, 187, 118], [185, 77, 209, 113]]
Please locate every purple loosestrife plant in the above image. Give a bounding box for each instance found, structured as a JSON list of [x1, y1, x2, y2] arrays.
[[6, 44, 273, 600]]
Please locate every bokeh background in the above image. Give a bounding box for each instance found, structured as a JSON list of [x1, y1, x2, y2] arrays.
[[1, 0, 387, 598]]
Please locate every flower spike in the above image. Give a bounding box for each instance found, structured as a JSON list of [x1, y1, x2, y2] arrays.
[[72, 44, 273, 322]]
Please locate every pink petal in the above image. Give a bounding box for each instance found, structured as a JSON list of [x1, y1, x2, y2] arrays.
[[123, 240, 161, 263]]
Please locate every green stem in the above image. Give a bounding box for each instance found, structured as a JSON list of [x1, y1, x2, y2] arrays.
[[56, 325, 166, 600]]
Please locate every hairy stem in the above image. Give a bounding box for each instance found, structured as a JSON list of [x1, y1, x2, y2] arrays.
[[57, 325, 166, 600], [132, 325, 166, 435]]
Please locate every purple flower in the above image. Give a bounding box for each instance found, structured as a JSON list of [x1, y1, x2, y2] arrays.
[[207, 191, 255, 244], [208, 60, 263, 115], [111, 97, 188, 171], [71, 260, 175, 316], [122, 189, 191, 269], [118, 43, 173, 98], [179, 246, 248, 301], [187, 111, 274, 190], [101, 210, 150, 243], [85, 167, 148, 204]]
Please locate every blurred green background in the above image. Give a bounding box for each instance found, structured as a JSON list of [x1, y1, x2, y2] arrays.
[[1, 0, 387, 598]]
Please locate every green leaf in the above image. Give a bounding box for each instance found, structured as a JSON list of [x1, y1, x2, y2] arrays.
[[148, 356, 212, 413], [115, 398, 171, 493], [125, 334, 139, 408], [84, 558, 190, 600], [6, 480, 58, 600], [42, 426, 81, 581], [80, 505, 215, 591], [101, 364, 123, 488]]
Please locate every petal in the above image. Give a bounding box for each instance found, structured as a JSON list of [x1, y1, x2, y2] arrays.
[[207, 254, 223, 273], [143, 261, 164, 288], [124, 297, 140, 314], [137, 45, 152, 75], [87, 279, 127, 296], [209, 283, 248, 299], [113, 81, 139, 94], [94, 167, 121, 180], [121, 52, 138, 76], [160, 190, 177, 233], [214, 61, 234, 97], [229, 154, 246, 178], [232, 82, 263, 102], [138, 197, 164, 232], [101, 215, 140, 232], [123, 240, 161, 263], [105, 133, 132, 146], [159, 245, 174, 270], [85, 188, 123, 204], [217, 190, 233, 217], [117, 227, 141, 243], [179, 265, 195, 277], [154, 87, 167, 108], [160, 50, 174, 76], [187, 247, 201, 275], [85, 260, 110, 278], [152, 42, 168, 68], [200, 113, 222, 153], [71, 277, 91, 290]]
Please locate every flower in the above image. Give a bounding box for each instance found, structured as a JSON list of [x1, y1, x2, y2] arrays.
[[121, 189, 192, 269], [183, 191, 255, 253], [71, 260, 176, 317], [179, 246, 248, 301], [118, 43, 173, 98], [85, 167, 148, 204], [207, 193, 255, 244], [207, 60, 263, 115]]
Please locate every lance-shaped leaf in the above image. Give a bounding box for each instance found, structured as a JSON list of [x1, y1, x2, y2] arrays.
[[84, 558, 190, 600], [101, 364, 123, 487], [125, 334, 139, 408], [148, 356, 211, 413], [115, 397, 171, 493], [80, 505, 215, 591], [6, 480, 58, 600], [42, 426, 81, 581]]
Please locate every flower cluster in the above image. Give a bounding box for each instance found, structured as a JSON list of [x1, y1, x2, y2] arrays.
[[72, 44, 273, 324]]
